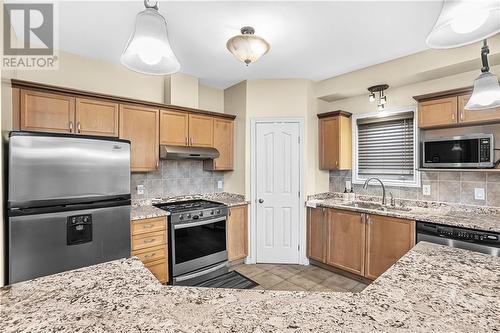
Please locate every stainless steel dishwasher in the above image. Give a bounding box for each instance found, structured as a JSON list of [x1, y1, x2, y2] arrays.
[[416, 222, 500, 257]]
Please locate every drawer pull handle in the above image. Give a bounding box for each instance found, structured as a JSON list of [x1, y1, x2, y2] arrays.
[[144, 239, 155, 244], [143, 224, 153, 229], [144, 253, 156, 259]]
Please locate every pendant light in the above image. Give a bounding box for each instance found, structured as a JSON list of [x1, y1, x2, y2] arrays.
[[465, 39, 500, 110], [426, 0, 500, 49], [121, 0, 180, 75], [226, 26, 270, 65]]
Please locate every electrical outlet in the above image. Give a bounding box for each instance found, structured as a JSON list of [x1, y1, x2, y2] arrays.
[[137, 184, 145, 195], [345, 180, 352, 190], [217, 180, 223, 189], [474, 188, 485, 200], [422, 184, 431, 196]]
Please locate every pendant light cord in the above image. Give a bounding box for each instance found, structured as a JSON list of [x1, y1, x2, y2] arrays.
[[481, 39, 490, 73]]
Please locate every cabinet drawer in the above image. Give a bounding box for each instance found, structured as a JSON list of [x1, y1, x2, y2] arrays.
[[131, 230, 166, 251], [132, 245, 166, 264], [145, 259, 168, 284], [131, 217, 166, 235]]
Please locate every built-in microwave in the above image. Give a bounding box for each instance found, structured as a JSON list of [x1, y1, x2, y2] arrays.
[[422, 134, 494, 168]]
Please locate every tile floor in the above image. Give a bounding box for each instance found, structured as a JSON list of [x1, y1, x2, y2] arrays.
[[233, 263, 369, 292]]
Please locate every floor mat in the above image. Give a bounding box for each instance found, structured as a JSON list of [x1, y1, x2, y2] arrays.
[[195, 271, 259, 289]]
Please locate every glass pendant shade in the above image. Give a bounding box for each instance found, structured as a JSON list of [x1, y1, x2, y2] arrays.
[[226, 27, 270, 65], [426, 0, 500, 49], [465, 72, 500, 110], [121, 7, 180, 75]]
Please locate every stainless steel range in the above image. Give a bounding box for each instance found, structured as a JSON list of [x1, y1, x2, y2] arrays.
[[154, 200, 229, 285]]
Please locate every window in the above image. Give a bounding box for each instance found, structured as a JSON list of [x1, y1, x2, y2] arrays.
[[352, 110, 419, 187]]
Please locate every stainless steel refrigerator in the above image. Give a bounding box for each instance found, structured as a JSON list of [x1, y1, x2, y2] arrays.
[[7, 132, 132, 284]]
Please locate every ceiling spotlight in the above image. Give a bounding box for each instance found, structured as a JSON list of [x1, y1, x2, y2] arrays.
[[121, 0, 180, 75], [426, 0, 500, 49], [465, 39, 500, 110], [368, 84, 389, 110], [226, 26, 270, 65]]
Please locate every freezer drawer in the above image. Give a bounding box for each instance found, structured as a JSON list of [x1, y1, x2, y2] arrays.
[[8, 132, 130, 208], [8, 204, 131, 284]]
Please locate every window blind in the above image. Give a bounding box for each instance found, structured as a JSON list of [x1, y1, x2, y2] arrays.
[[357, 115, 414, 180]]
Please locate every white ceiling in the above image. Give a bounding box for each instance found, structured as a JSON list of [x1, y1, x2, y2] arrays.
[[12, 1, 444, 89]]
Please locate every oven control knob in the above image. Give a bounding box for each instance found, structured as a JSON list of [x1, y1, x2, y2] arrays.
[[216, 209, 221, 214], [187, 214, 192, 219], [210, 210, 214, 215], [179, 214, 184, 220], [199, 212, 204, 217]]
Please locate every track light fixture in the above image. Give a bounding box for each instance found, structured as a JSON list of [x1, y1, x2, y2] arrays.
[[368, 84, 389, 110]]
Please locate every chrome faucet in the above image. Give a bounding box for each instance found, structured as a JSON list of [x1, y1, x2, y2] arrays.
[[363, 177, 386, 206]]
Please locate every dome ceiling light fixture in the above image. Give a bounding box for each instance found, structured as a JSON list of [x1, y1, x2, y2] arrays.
[[368, 84, 389, 111], [121, 0, 180, 75], [226, 26, 270, 66], [465, 39, 500, 110], [426, 0, 500, 49]]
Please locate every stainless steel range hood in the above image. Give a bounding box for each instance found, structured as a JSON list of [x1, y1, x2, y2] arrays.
[[160, 145, 220, 160]]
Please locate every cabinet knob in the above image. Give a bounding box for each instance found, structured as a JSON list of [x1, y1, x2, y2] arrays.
[[69, 121, 73, 132], [451, 113, 455, 121], [77, 122, 81, 133], [258, 199, 264, 203]]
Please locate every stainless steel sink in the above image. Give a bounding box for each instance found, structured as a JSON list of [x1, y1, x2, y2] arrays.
[[343, 201, 411, 212]]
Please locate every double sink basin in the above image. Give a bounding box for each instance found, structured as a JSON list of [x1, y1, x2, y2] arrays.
[[343, 201, 412, 212]]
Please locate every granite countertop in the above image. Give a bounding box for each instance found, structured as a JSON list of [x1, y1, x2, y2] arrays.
[[131, 192, 249, 221], [307, 192, 500, 233], [2, 242, 499, 332]]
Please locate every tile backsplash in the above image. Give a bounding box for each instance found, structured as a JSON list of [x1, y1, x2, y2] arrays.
[[329, 170, 500, 207], [131, 160, 224, 199]]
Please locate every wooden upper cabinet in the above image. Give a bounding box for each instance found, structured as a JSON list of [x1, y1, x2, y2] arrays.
[[75, 98, 119, 137], [20, 89, 75, 133], [458, 94, 500, 125], [189, 114, 214, 148], [159, 109, 189, 146], [418, 97, 458, 128], [205, 118, 234, 171], [364, 215, 415, 280], [119, 104, 159, 172], [307, 207, 326, 263], [326, 209, 365, 276], [318, 111, 352, 170], [227, 205, 248, 262]]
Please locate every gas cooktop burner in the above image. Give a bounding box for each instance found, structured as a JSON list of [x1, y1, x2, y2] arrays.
[[154, 199, 224, 213]]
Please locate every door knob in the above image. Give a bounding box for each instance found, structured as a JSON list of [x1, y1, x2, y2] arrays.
[[258, 199, 264, 203]]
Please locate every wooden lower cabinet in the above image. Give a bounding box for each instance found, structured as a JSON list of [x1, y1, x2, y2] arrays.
[[364, 214, 415, 280], [131, 216, 168, 284], [306, 208, 415, 280], [227, 205, 248, 262], [307, 208, 327, 263], [326, 209, 365, 276]]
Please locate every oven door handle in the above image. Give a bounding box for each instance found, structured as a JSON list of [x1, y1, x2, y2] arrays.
[[174, 261, 228, 283], [173, 216, 227, 230]]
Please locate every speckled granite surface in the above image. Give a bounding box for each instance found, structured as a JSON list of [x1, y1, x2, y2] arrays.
[[131, 192, 249, 221], [307, 192, 500, 233], [2, 242, 499, 332]]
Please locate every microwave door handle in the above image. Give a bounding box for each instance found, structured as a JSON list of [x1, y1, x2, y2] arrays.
[[174, 216, 226, 230]]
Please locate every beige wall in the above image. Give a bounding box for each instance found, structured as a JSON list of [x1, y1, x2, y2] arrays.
[[223, 81, 246, 195], [164, 72, 198, 108], [199, 84, 224, 113]]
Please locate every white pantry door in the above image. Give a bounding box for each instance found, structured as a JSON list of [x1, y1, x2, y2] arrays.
[[255, 121, 300, 263]]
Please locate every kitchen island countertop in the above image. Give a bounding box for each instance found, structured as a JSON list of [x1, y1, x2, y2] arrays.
[[1, 241, 499, 332]]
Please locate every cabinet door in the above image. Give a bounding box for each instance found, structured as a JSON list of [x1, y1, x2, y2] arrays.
[[145, 259, 168, 284], [20, 89, 75, 133], [458, 94, 500, 125], [160, 110, 189, 146], [319, 116, 339, 170], [418, 97, 458, 128], [212, 118, 234, 170], [307, 208, 326, 263], [227, 205, 248, 261], [119, 105, 159, 172], [75, 98, 119, 137], [326, 209, 365, 276], [189, 114, 214, 147], [365, 215, 415, 280]]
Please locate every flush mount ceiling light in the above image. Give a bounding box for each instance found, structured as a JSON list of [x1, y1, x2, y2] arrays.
[[368, 84, 389, 111], [426, 0, 500, 49], [465, 39, 500, 110], [121, 0, 180, 75], [226, 26, 270, 65]]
